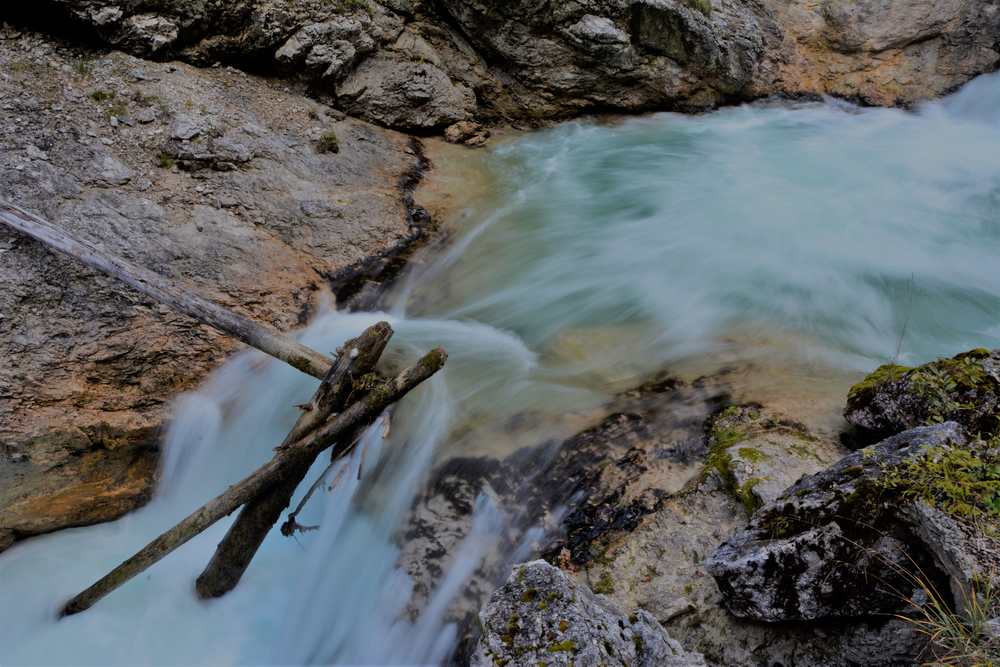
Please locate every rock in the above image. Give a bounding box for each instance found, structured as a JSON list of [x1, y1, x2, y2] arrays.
[[471, 560, 706, 667], [91, 153, 134, 186], [444, 120, 490, 147], [0, 38, 433, 552], [707, 422, 1000, 623], [844, 348, 1000, 444], [705, 404, 840, 512], [338, 53, 475, 130], [26, 0, 1000, 125]]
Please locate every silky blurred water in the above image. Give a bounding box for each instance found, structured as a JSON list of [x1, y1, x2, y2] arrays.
[[3, 74, 1000, 666]]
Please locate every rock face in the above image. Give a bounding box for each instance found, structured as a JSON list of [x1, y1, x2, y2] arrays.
[[706, 422, 999, 622], [845, 349, 1000, 444], [471, 560, 706, 667], [13, 0, 1000, 131], [0, 30, 428, 551]]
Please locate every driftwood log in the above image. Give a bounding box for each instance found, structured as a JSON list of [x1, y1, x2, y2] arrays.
[[0, 200, 332, 378], [60, 346, 447, 616], [194, 322, 393, 599]]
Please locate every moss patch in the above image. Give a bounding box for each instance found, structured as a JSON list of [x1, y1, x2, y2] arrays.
[[879, 445, 1000, 520], [592, 571, 615, 595], [316, 130, 340, 154], [847, 363, 910, 405]]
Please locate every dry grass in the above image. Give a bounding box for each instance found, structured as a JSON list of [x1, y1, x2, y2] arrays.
[[899, 569, 999, 667]]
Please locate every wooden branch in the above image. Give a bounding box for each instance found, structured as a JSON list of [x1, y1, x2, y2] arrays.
[[59, 347, 447, 617], [194, 322, 392, 599], [0, 200, 332, 379]]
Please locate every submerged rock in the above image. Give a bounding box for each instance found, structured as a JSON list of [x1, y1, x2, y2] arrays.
[[471, 560, 706, 667], [708, 422, 1000, 624], [845, 348, 1000, 444]]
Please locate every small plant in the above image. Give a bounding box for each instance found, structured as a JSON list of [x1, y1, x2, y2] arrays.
[[316, 130, 340, 154], [879, 446, 1000, 521], [156, 151, 176, 169], [73, 57, 93, 77], [89, 89, 116, 103]]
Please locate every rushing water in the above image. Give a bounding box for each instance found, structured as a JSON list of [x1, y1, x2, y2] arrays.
[[4, 73, 1000, 666]]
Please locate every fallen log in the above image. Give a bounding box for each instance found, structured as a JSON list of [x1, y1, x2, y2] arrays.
[[60, 346, 446, 617], [0, 200, 332, 379], [194, 322, 392, 599]]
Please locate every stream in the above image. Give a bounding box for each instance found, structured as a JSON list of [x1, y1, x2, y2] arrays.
[[3, 72, 1000, 665]]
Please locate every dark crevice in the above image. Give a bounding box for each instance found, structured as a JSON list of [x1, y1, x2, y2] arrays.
[[325, 136, 437, 311]]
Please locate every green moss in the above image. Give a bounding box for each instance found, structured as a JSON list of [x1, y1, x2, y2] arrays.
[[521, 588, 538, 603], [680, 0, 712, 16], [736, 477, 764, 514], [156, 152, 175, 169], [89, 89, 116, 103], [558, 620, 569, 633], [592, 571, 615, 595], [546, 639, 577, 653], [878, 446, 1000, 520], [316, 130, 340, 154], [847, 363, 911, 405], [500, 613, 520, 647], [737, 447, 767, 464]]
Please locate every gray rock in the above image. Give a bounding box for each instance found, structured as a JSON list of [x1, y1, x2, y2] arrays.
[[707, 423, 974, 622], [338, 53, 474, 129], [844, 349, 1000, 444], [471, 560, 706, 667]]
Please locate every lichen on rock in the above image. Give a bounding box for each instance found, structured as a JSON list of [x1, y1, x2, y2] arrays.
[[471, 560, 706, 667]]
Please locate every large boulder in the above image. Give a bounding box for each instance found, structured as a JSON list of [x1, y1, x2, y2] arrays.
[[471, 560, 706, 667], [707, 422, 1000, 623], [845, 349, 1000, 444]]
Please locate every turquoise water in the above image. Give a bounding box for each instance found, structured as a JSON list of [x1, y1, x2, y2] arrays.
[[404, 74, 1000, 371], [3, 74, 1000, 665]]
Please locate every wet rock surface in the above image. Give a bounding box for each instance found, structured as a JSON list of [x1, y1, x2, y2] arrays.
[[470, 559, 706, 667], [0, 30, 426, 550]]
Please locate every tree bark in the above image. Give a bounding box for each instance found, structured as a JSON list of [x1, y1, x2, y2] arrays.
[[194, 322, 392, 599], [59, 347, 446, 617], [0, 200, 332, 379]]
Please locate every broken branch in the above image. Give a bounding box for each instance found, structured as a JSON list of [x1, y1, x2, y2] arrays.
[[194, 322, 392, 599], [0, 200, 332, 379], [59, 346, 447, 617]]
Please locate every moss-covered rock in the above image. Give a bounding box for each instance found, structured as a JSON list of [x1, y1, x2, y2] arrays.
[[704, 404, 839, 514], [471, 560, 705, 667], [845, 349, 1000, 445], [708, 422, 999, 624]]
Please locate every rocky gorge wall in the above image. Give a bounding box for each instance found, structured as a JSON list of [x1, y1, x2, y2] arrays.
[[8, 0, 1000, 131]]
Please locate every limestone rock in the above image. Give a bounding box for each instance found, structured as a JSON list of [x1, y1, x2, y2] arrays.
[[0, 35, 427, 551], [705, 404, 840, 512], [471, 560, 706, 667], [844, 348, 1000, 444], [707, 423, 977, 622], [338, 53, 475, 130], [444, 120, 490, 147]]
